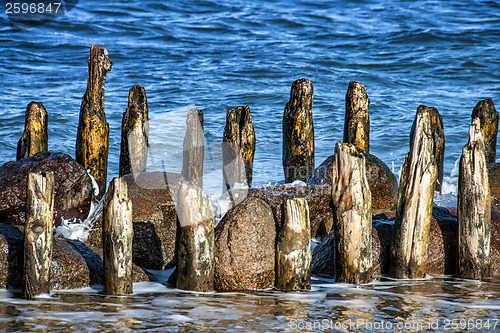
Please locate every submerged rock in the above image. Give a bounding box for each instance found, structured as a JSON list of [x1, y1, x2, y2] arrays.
[[0, 151, 93, 226], [214, 196, 276, 291]]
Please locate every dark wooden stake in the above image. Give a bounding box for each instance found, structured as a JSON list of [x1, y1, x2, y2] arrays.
[[175, 180, 215, 291], [471, 99, 498, 164], [276, 198, 311, 291], [344, 81, 370, 154], [17, 101, 48, 161], [283, 78, 314, 183], [182, 108, 204, 188], [76, 45, 112, 201], [390, 105, 438, 279], [457, 118, 491, 280], [23, 171, 55, 300], [119, 85, 149, 177], [222, 105, 256, 191], [331, 141, 372, 284], [103, 177, 133, 295]]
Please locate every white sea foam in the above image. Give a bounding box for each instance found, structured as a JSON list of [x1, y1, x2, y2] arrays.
[[54, 200, 102, 242]]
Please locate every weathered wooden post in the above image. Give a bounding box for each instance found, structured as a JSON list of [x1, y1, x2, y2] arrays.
[[175, 180, 215, 291], [457, 118, 491, 280], [283, 78, 314, 183], [103, 177, 133, 295], [76, 45, 112, 201], [390, 105, 438, 279], [17, 101, 48, 160], [471, 99, 498, 164], [276, 198, 311, 291], [182, 108, 204, 188], [344, 81, 370, 154], [119, 85, 149, 177], [23, 171, 54, 300], [222, 105, 256, 191], [331, 141, 372, 284]]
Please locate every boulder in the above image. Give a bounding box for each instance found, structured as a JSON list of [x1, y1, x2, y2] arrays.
[[0, 151, 93, 226], [0, 224, 150, 290], [87, 172, 182, 270], [307, 153, 398, 213], [214, 196, 276, 291], [489, 163, 500, 212]]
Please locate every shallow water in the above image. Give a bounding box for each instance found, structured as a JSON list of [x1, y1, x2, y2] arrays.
[[1, 0, 500, 331]]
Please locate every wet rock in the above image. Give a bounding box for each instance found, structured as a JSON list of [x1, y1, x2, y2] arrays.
[[489, 163, 500, 212], [87, 172, 182, 270], [214, 196, 276, 291], [248, 185, 332, 239], [0, 224, 149, 290], [311, 232, 335, 278], [307, 153, 398, 213], [0, 151, 93, 226]]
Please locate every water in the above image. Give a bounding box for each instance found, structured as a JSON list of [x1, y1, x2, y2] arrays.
[[1, 0, 500, 331]]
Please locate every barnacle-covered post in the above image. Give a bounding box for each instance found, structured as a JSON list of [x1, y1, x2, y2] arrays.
[[283, 78, 314, 183], [76, 45, 112, 201], [119, 85, 149, 177], [457, 118, 491, 280], [344, 81, 370, 154], [390, 106, 438, 279], [471, 99, 498, 164], [182, 108, 204, 188], [17, 101, 49, 161]]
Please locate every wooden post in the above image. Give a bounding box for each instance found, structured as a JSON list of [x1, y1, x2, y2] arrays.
[[344, 81, 370, 154], [23, 171, 55, 300], [175, 180, 215, 291], [283, 78, 314, 183], [182, 108, 204, 188], [457, 118, 491, 280], [103, 177, 133, 295], [331, 141, 372, 284], [222, 105, 256, 191], [471, 99, 498, 164], [276, 198, 311, 291], [119, 85, 149, 177], [76, 45, 112, 201], [390, 105, 438, 279], [17, 101, 48, 160]]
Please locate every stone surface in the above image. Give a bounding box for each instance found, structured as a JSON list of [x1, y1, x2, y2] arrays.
[[0, 151, 93, 226], [214, 196, 276, 291], [307, 153, 398, 213], [489, 163, 500, 212]]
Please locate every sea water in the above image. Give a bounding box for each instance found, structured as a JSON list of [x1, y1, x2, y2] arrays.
[[1, 0, 500, 331]]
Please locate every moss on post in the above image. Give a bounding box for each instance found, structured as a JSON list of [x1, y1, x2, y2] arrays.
[[17, 101, 48, 161], [344, 81, 370, 154]]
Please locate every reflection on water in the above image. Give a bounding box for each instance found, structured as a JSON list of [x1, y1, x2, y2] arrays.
[[2, 275, 500, 332]]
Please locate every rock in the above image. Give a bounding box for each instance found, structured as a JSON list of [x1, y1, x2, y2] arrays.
[[214, 196, 276, 291], [0, 224, 150, 290], [311, 232, 335, 277], [489, 163, 500, 212], [87, 172, 182, 270], [248, 185, 332, 239], [307, 153, 398, 213], [0, 151, 93, 226]]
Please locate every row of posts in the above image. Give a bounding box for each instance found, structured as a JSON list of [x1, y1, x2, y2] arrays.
[[19, 45, 498, 298]]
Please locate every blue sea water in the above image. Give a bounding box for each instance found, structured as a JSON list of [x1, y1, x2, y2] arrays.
[[1, 0, 500, 331]]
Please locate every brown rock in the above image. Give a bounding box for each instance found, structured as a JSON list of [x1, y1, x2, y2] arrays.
[[489, 163, 500, 212], [0, 151, 93, 226], [214, 196, 276, 291], [307, 153, 398, 213]]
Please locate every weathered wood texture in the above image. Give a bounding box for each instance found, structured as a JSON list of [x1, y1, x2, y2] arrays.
[[182, 108, 205, 188], [471, 99, 498, 164], [222, 105, 255, 191], [17, 102, 48, 161], [458, 118, 491, 280], [344, 81, 370, 154], [119, 85, 149, 177], [175, 180, 215, 291], [276, 198, 311, 291], [390, 106, 438, 279], [283, 78, 314, 183], [103, 177, 133, 295], [75, 45, 112, 201], [331, 141, 372, 284], [23, 171, 54, 300]]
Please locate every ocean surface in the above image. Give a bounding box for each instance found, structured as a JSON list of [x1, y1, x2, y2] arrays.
[[1, 0, 500, 331]]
